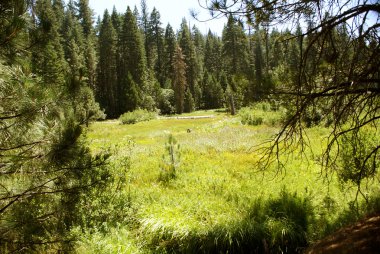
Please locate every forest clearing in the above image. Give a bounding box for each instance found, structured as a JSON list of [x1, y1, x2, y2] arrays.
[[1, 0, 379, 253], [74, 107, 379, 253]]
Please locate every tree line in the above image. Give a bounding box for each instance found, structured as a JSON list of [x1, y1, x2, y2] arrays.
[[95, 1, 311, 117], [1, 0, 378, 252]]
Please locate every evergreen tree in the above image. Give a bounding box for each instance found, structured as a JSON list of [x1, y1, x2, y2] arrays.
[[191, 25, 205, 108], [32, 0, 67, 87], [0, 0, 29, 62], [117, 7, 147, 113], [111, 6, 122, 34], [133, 5, 141, 29], [222, 15, 249, 76], [221, 15, 249, 111], [252, 27, 265, 100], [97, 10, 118, 118], [192, 25, 205, 57], [76, 0, 92, 37], [0, 2, 110, 251], [204, 30, 222, 75], [201, 71, 225, 109], [163, 24, 176, 88], [52, 0, 65, 36], [62, 4, 85, 77], [147, 7, 165, 86], [140, 0, 149, 55], [76, 0, 97, 90], [61, 3, 103, 125], [267, 28, 284, 70], [172, 45, 187, 114], [179, 18, 199, 110]]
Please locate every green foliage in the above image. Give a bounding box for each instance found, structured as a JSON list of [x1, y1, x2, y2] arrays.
[[77, 142, 134, 231], [178, 18, 200, 107], [222, 15, 249, 76], [240, 107, 264, 125], [0, 62, 112, 252], [119, 109, 157, 125], [116, 7, 148, 114], [201, 72, 225, 109], [157, 88, 175, 115], [75, 227, 141, 254], [159, 134, 181, 183], [172, 45, 187, 114], [97, 9, 118, 118], [239, 103, 285, 126], [184, 89, 195, 113], [337, 127, 380, 186]]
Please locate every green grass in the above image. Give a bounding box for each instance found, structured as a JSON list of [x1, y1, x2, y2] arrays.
[[77, 107, 379, 253]]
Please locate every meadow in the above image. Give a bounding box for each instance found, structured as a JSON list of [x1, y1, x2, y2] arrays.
[[75, 106, 379, 253]]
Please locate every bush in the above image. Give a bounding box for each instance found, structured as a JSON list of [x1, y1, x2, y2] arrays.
[[239, 105, 285, 126], [119, 109, 157, 125], [239, 107, 264, 126], [337, 127, 379, 186], [157, 88, 175, 115]]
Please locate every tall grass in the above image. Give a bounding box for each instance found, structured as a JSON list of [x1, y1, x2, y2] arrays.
[[77, 108, 379, 253]]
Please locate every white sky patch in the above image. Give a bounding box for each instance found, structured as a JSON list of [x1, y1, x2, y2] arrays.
[[89, 0, 226, 35]]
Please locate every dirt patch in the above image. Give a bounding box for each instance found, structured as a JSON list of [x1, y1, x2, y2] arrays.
[[305, 213, 380, 254], [164, 115, 215, 120]]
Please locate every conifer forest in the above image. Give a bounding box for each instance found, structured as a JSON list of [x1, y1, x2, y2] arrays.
[[0, 0, 379, 253]]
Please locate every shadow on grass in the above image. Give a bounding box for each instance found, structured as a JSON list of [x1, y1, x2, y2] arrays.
[[147, 189, 314, 254]]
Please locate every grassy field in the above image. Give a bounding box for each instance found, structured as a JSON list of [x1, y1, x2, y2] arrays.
[[75, 108, 379, 253]]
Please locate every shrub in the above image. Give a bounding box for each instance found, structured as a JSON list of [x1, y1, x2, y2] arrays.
[[239, 107, 264, 126], [157, 88, 175, 115], [119, 109, 157, 125], [337, 127, 379, 186], [239, 105, 286, 126]]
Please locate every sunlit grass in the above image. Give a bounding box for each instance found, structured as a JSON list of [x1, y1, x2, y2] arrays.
[[77, 107, 379, 253]]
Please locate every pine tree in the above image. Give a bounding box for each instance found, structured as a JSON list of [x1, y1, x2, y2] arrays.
[[0, 0, 29, 61], [253, 27, 264, 100], [32, 0, 67, 87], [191, 25, 205, 108], [140, 0, 149, 55], [147, 7, 165, 86], [52, 0, 65, 35], [172, 45, 187, 114], [222, 15, 249, 76], [163, 24, 176, 88], [61, 3, 103, 125], [179, 18, 199, 110], [221, 15, 249, 111], [204, 30, 222, 75], [62, 4, 85, 79], [111, 6, 122, 34], [117, 7, 147, 113], [76, 0, 97, 90], [0, 2, 110, 251], [201, 71, 225, 109], [97, 10, 118, 118]]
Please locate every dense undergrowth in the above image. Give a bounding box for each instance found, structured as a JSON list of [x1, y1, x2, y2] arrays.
[[76, 106, 379, 253]]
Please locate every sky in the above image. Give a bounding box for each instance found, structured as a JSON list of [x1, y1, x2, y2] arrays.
[[89, 0, 227, 35]]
